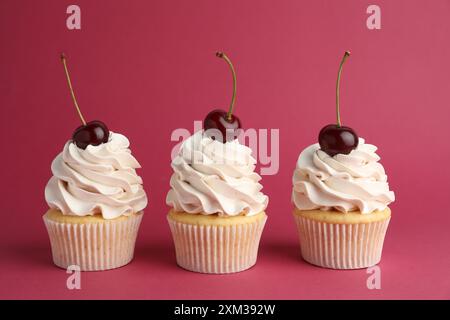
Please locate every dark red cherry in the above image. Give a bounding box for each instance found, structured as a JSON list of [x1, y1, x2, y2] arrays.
[[60, 55, 109, 149], [204, 109, 241, 142], [318, 124, 358, 156], [318, 52, 359, 156], [204, 52, 242, 143], [72, 120, 109, 149]]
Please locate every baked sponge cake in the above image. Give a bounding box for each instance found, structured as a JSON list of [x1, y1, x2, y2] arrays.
[[166, 131, 268, 274], [292, 140, 394, 269], [44, 132, 148, 271]]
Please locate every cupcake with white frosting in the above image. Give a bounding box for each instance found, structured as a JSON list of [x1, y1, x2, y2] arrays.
[[292, 51, 395, 269], [292, 139, 395, 269], [44, 132, 148, 271], [167, 131, 268, 274], [44, 54, 148, 271], [167, 52, 268, 273]]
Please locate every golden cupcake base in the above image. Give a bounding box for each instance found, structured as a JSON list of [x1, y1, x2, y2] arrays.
[[43, 209, 143, 271], [293, 208, 391, 269], [167, 210, 267, 274]]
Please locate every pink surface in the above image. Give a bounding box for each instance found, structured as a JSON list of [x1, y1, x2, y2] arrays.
[[1, 0, 450, 299]]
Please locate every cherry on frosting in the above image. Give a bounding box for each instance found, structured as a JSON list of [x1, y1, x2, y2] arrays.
[[204, 109, 241, 142], [61, 53, 110, 149], [204, 52, 242, 142], [318, 124, 358, 157], [72, 120, 109, 149], [318, 51, 358, 156]]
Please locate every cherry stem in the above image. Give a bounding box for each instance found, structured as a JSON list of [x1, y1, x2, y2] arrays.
[[216, 52, 236, 121], [336, 51, 350, 127], [60, 53, 86, 126]]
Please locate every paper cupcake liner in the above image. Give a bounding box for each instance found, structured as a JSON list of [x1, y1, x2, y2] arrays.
[[294, 215, 390, 269], [43, 213, 143, 271], [168, 216, 267, 274]]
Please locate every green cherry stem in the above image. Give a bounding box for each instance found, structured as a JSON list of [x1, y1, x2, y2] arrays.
[[216, 52, 236, 121], [60, 53, 87, 126], [336, 51, 350, 127]]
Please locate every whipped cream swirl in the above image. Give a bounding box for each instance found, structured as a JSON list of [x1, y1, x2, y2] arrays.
[[166, 131, 268, 216], [292, 138, 394, 214], [45, 132, 148, 219]]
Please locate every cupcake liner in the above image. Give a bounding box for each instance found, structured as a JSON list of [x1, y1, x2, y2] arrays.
[[43, 213, 143, 271], [168, 215, 267, 274], [294, 214, 390, 269]]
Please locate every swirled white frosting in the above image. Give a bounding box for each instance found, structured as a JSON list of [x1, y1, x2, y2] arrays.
[[45, 132, 148, 219], [292, 138, 395, 214], [166, 131, 268, 216]]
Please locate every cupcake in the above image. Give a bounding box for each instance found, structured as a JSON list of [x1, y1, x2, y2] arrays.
[[43, 54, 148, 271], [292, 52, 395, 269], [166, 52, 268, 274]]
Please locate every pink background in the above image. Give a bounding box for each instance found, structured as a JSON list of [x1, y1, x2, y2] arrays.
[[1, 0, 450, 299]]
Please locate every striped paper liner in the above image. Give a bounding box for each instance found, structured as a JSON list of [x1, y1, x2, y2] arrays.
[[294, 215, 390, 269], [43, 213, 143, 271], [168, 216, 267, 274]]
